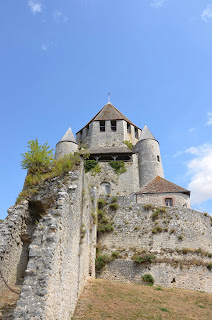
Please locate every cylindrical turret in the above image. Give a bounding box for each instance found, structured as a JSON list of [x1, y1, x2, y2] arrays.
[[55, 127, 78, 160], [137, 125, 164, 187]]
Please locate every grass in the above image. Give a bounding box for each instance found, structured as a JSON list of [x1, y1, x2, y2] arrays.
[[73, 279, 212, 320]]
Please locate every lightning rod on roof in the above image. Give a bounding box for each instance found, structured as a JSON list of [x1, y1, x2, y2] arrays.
[[108, 92, 110, 103]]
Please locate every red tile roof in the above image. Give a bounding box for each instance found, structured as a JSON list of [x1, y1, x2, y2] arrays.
[[135, 176, 190, 195]]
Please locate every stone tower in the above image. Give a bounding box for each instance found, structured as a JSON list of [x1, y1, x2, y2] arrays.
[[55, 127, 78, 160], [137, 125, 164, 187]]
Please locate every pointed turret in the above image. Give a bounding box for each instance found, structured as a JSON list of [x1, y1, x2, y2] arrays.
[[139, 125, 157, 141], [55, 127, 78, 160], [137, 125, 164, 187]]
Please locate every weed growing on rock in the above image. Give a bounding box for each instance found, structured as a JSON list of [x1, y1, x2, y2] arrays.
[[142, 274, 154, 284], [109, 161, 127, 175]]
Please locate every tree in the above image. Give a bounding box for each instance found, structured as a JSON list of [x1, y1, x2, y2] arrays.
[[21, 139, 54, 174]]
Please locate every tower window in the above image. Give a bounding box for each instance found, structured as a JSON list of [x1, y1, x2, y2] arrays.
[[157, 155, 160, 162], [100, 121, 105, 132], [165, 198, 173, 207], [127, 122, 131, 134], [135, 127, 138, 139], [111, 120, 116, 131]]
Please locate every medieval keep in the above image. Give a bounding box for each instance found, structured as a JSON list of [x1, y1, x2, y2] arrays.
[[55, 101, 191, 208], [1, 101, 212, 320]]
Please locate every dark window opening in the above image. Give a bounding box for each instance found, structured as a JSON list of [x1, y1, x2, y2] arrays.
[[100, 121, 105, 132], [89, 154, 132, 162], [135, 127, 138, 139], [111, 120, 116, 131], [127, 122, 131, 134], [157, 155, 160, 162], [165, 198, 173, 207]]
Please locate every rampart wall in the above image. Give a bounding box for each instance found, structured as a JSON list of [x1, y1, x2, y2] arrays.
[[97, 197, 212, 293], [0, 165, 96, 320]]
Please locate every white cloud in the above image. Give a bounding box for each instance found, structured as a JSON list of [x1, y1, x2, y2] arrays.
[[150, 0, 166, 8], [41, 43, 47, 51], [201, 4, 212, 22], [206, 112, 212, 126], [28, 0, 42, 15], [186, 144, 212, 204], [53, 10, 68, 23], [189, 128, 195, 133]]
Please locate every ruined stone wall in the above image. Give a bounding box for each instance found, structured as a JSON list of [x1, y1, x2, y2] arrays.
[[136, 192, 190, 208], [0, 164, 96, 320], [100, 260, 212, 293], [97, 198, 212, 293], [0, 202, 36, 294]]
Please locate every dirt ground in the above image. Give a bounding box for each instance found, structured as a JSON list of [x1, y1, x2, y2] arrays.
[[73, 279, 212, 320]]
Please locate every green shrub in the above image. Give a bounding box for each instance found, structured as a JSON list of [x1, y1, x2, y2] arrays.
[[132, 254, 155, 264], [97, 198, 106, 209], [123, 140, 133, 149], [109, 203, 119, 211], [143, 204, 154, 211], [111, 251, 121, 259], [97, 209, 114, 234], [84, 160, 98, 173], [182, 248, 189, 254], [95, 255, 110, 271], [21, 138, 54, 174], [109, 161, 127, 175], [207, 264, 212, 270], [111, 197, 117, 203], [142, 274, 154, 284], [52, 154, 80, 176]]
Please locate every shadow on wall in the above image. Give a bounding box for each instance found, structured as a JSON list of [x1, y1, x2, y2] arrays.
[[15, 201, 44, 286]]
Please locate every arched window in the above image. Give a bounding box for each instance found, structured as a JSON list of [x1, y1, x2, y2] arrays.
[[100, 183, 111, 195]]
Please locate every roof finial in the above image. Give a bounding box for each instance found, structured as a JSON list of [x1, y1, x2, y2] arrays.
[[108, 92, 110, 103]]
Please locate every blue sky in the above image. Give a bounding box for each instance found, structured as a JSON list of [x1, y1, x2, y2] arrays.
[[0, 0, 212, 219]]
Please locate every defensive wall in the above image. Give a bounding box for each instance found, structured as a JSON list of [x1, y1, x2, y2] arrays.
[[0, 164, 96, 320], [97, 197, 212, 293]]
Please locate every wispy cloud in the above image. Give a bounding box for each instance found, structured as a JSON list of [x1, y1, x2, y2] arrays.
[[201, 4, 212, 22], [28, 0, 42, 15], [206, 112, 212, 126], [189, 128, 195, 133], [41, 43, 48, 51], [186, 144, 212, 204], [53, 10, 68, 23], [150, 0, 166, 8]]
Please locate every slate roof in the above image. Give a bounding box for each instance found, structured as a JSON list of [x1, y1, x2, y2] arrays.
[[139, 125, 157, 141], [87, 146, 134, 154], [57, 127, 77, 144], [76, 102, 141, 133], [135, 176, 190, 195]]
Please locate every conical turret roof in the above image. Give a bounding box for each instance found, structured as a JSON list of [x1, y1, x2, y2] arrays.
[[76, 102, 140, 133], [58, 127, 76, 144], [139, 125, 157, 141]]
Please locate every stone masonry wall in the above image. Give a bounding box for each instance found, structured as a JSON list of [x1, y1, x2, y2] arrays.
[[0, 202, 35, 294], [8, 164, 96, 320], [85, 159, 139, 197], [136, 192, 190, 208], [97, 197, 212, 293]]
